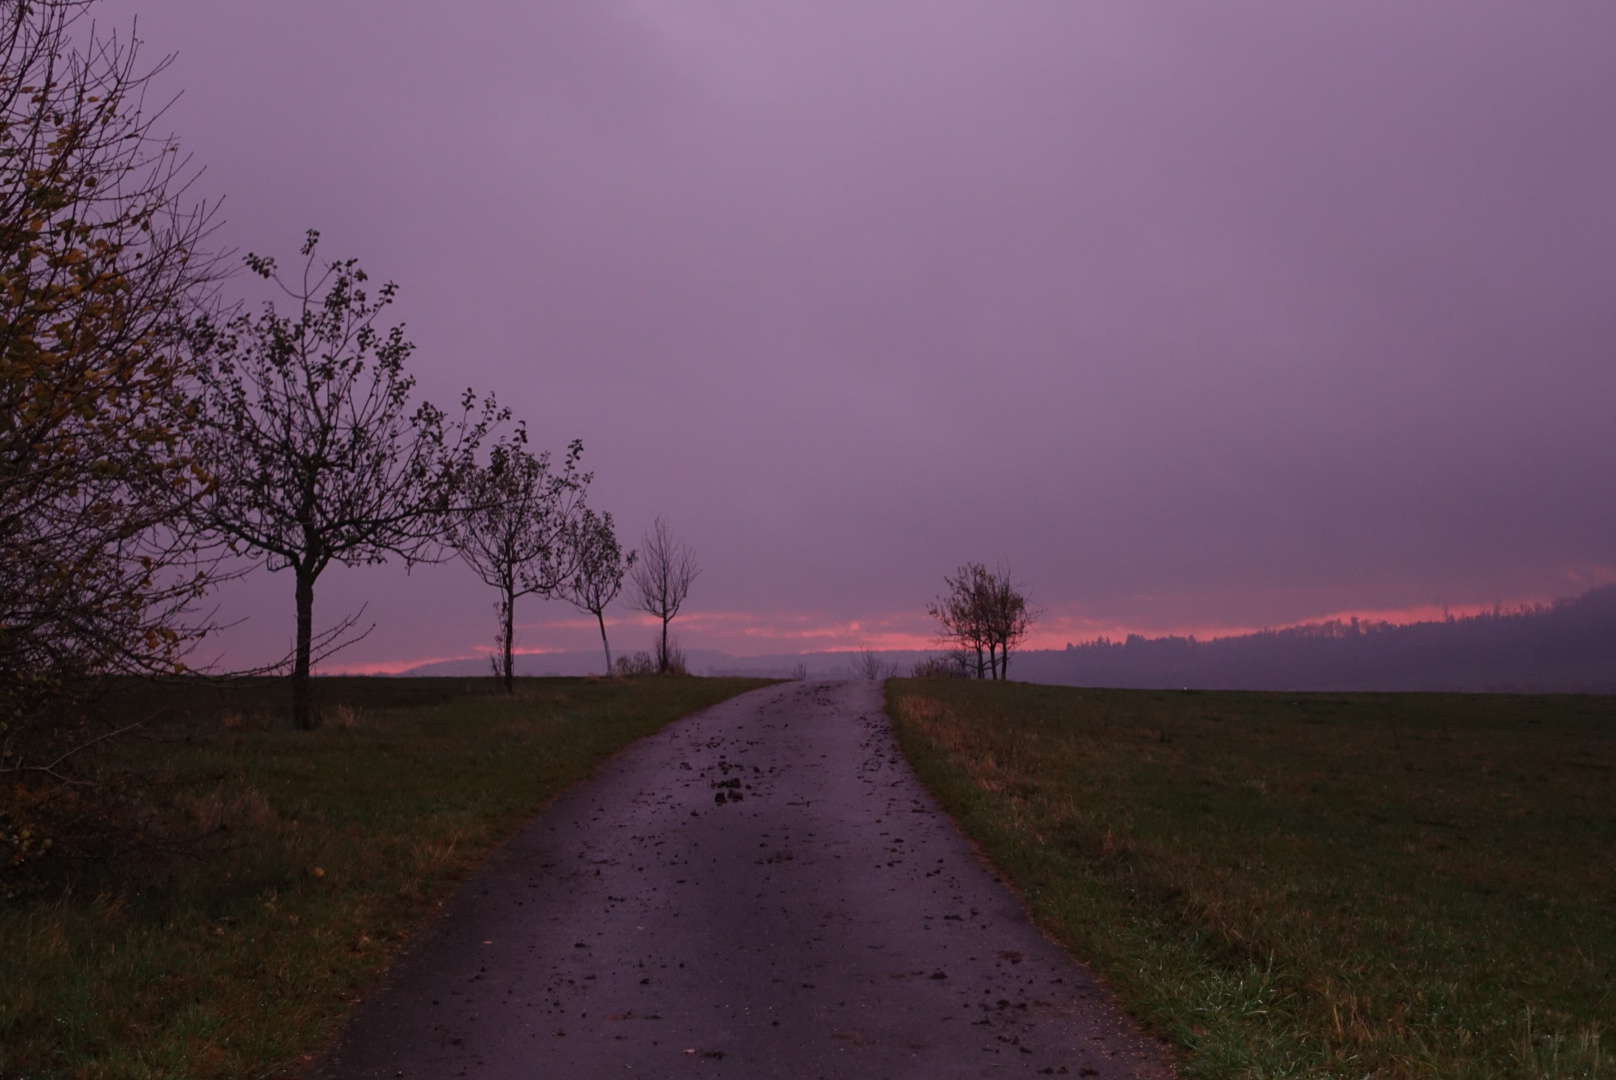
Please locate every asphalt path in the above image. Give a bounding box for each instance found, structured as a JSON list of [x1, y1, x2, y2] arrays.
[[313, 680, 1175, 1079]]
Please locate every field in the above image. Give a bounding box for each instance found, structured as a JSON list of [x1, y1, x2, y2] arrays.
[[886, 679, 1615, 1080], [0, 675, 769, 1079]]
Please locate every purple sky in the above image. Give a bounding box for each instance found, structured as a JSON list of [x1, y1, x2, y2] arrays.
[[99, 1, 1616, 670]]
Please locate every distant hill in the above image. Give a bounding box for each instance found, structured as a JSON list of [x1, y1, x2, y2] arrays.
[[1011, 585, 1616, 693]]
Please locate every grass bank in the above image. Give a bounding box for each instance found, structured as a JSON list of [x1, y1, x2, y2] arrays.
[[886, 679, 1614, 1080], [1, 675, 770, 1079]]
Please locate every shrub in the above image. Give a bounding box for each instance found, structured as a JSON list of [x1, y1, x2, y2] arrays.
[[614, 651, 657, 677], [912, 652, 971, 679]]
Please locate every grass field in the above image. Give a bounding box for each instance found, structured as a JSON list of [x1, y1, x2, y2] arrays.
[[886, 679, 1615, 1080], [0, 674, 769, 1079]]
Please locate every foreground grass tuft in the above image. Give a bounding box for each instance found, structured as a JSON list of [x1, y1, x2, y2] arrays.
[[887, 679, 1615, 1080], [1, 675, 769, 1079]]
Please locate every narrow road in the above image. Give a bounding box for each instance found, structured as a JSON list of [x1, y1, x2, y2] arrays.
[[314, 680, 1175, 1079]]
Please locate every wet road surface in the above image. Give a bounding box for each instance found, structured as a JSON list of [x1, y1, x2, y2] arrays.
[[313, 680, 1176, 1079]]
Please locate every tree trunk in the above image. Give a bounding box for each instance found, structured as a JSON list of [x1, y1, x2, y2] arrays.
[[501, 584, 516, 695], [293, 565, 316, 730], [988, 643, 1000, 680], [596, 609, 614, 676], [974, 646, 985, 680], [659, 615, 670, 673]]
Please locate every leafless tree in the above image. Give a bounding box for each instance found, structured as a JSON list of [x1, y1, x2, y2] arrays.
[[557, 507, 635, 676], [982, 567, 1037, 679], [629, 517, 699, 674], [194, 232, 497, 728], [852, 649, 898, 680], [0, 0, 224, 875], [928, 563, 1036, 680], [928, 563, 994, 678], [446, 432, 586, 694]]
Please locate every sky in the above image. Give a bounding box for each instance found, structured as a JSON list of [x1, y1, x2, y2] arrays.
[[93, 1, 1616, 671]]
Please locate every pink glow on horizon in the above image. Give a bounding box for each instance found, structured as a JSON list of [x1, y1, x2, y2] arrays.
[[1026, 601, 1549, 651], [314, 594, 1578, 675]]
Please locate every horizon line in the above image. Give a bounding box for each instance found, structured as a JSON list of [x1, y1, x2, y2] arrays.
[[313, 591, 1589, 676]]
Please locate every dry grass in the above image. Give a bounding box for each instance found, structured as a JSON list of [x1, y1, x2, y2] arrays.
[[888, 680, 1616, 1080], [0, 675, 770, 1079]]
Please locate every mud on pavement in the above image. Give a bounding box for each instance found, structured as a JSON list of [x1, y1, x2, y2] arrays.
[[312, 680, 1177, 1079]]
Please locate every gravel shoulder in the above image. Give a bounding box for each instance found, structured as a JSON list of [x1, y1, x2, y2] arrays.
[[312, 680, 1176, 1079]]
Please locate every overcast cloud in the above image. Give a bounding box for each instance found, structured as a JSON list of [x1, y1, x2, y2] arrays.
[[96, 1, 1616, 669]]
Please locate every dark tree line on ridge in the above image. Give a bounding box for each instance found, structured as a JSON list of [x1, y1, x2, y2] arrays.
[[1010, 587, 1616, 693]]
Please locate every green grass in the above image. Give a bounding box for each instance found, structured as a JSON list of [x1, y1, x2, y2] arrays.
[[0, 674, 770, 1079], [886, 679, 1615, 1080]]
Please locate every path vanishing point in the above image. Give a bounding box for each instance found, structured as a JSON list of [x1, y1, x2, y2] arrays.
[[313, 680, 1176, 1079]]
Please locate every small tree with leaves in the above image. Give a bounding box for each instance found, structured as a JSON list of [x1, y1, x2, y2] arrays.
[[195, 231, 496, 728], [629, 517, 699, 674], [558, 507, 635, 676], [446, 432, 586, 693]]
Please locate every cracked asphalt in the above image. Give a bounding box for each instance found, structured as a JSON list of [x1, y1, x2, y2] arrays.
[[312, 680, 1176, 1079]]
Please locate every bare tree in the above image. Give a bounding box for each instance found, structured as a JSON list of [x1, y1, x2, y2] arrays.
[[982, 567, 1037, 679], [629, 517, 699, 674], [446, 432, 586, 693], [194, 232, 496, 728], [852, 649, 899, 680], [0, 0, 223, 875], [557, 507, 635, 676], [928, 563, 993, 678], [927, 563, 1036, 680]]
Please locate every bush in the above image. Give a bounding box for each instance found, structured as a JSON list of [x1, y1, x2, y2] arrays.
[[912, 652, 971, 679], [613, 651, 657, 677], [665, 642, 688, 676], [614, 645, 687, 677]]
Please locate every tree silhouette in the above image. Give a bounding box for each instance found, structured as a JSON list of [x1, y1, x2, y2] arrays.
[[629, 517, 699, 674], [929, 563, 993, 678], [928, 563, 1036, 680], [983, 567, 1036, 678], [446, 432, 586, 693], [195, 232, 496, 728], [558, 508, 635, 676]]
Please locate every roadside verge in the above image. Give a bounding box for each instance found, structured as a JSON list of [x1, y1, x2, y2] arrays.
[[885, 678, 1616, 1080]]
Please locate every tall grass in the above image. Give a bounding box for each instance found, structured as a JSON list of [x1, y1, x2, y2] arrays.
[[887, 680, 1615, 1080]]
